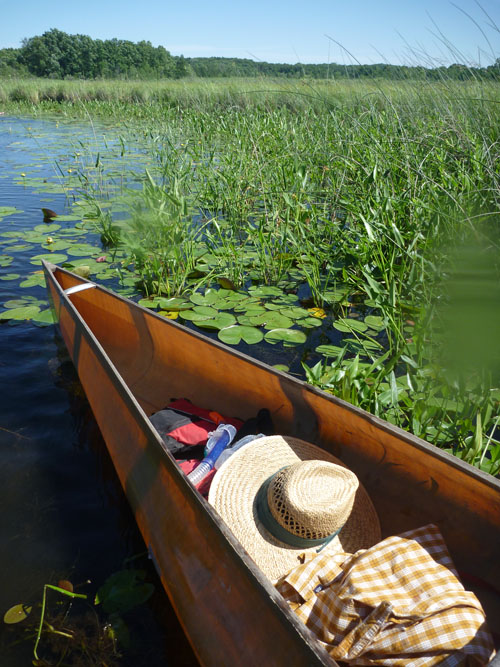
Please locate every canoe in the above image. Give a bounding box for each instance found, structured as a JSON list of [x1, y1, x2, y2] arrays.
[[42, 260, 500, 666]]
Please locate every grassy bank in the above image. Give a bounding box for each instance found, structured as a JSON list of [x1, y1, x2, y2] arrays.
[[2, 77, 500, 474]]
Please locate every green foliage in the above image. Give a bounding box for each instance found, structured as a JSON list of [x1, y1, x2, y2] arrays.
[[13, 28, 175, 79]]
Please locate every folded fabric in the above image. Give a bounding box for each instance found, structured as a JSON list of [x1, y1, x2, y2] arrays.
[[275, 524, 495, 666]]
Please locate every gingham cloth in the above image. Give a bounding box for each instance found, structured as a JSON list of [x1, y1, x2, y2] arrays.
[[276, 524, 495, 665]]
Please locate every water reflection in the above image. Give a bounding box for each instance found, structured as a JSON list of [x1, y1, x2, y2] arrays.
[[0, 116, 197, 665]]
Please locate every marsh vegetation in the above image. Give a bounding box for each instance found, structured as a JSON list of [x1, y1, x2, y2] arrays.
[[1, 76, 499, 475]]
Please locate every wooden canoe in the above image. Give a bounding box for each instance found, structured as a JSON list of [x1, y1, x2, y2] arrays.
[[42, 260, 500, 666]]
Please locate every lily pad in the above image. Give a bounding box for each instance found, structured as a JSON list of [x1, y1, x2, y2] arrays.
[[3, 298, 39, 309], [138, 297, 162, 309], [0, 305, 41, 321], [196, 312, 237, 330], [34, 223, 61, 233], [0, 273, 20, 281], [30, 253, 68, 266], [66, 244, 102, 257], [333, 318, 368, 333], [190, 290, 220, 306], [33, 308, 56, 325], [249, 312, 293, 330], [0, 206, 23, 221], [264, 328, 307, 346], [158, 310, 179, 320], [343, 338, 382, 353], [273, 364, 290, 372], [299, 317, 323, 328], [364, 315, 386, 331], [278, 307, 311, 320], [180, 306, 218, 322], [95, 569, 154, 615], [54, 214, 82, 222], [308, 307, 327, 319], [41, 240, 72, 251], [249, 286, 284, 297], [20, 273, 46, 288], [157, 297, 192, 311], [316, 344, 345, 357], [218, 325, 264, 345], [0, 255, 13, 267], [3, 604, 32, 624]]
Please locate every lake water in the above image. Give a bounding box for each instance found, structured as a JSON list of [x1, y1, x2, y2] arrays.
[[0, 115, 197, 665]]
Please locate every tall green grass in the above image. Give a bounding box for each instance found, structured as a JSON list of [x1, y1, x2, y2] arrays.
[[4, 76, 500, 473]]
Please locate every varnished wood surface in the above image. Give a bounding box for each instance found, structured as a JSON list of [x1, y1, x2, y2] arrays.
[[43, 261, 500, 664]]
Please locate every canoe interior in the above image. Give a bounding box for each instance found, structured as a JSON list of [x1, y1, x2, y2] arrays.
[[44, 263, 500, 662]]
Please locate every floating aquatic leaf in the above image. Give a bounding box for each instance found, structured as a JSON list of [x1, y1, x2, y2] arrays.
[[264, 328, 307, 346], [322, 285, 351, 304], [157, 297, 192, 311], [138, 297, 162, 309], [0, 206, 23, 221], [30, 253, 68, 266], [218, 277, 237, 290], [308, 307, 327, 319], [333, 318, 368, 333], [20, 273, 45, 288], [364, 315, 386, 331], [316, 344, 345, 357], [3, 604, 32, 624], [300, 317, 323, 328], [233, 300, 265, 314], [190, 289, 220, 306], [5, 244, 31, 254], [33, 308, 56, 325], [196, 312, 237, 330], [343, 337, 382, 353], [180, 306, 218, 321], [158, 310, 179, 320], [66, 244, 102, 257], [249, 312, 293, 330], [218, 325, 264, 345], [41, 240, 71, 251], [0, 305, 41, 321], [95, 569, 154, 615], [0, 255, 13, 267], [0, 273, 20, 281], [273, 364, 290, 373], [34, 224, 60, 233], [249, 286, 284, 297], [57, 227, 87, 237], [53, 214, 81, 222], [4, 298, 36, 309], [278, 306, 311, 320]]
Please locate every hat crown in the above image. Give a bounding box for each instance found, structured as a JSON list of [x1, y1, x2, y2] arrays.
[[267, 460, 359, 540]]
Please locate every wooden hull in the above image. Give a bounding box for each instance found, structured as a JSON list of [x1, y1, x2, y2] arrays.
[[43, 261, 500, 665]]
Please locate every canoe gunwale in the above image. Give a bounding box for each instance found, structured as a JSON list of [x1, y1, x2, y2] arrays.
[[42, 260, 336, 666]]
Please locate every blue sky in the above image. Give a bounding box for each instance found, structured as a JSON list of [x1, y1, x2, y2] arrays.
[[0, 0, 499, 66]]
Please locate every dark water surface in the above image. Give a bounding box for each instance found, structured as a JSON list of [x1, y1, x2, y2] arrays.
[[0, 116, 197, 665]]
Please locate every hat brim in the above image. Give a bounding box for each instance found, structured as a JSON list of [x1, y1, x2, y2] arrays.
[[208, 435, 381, 582]]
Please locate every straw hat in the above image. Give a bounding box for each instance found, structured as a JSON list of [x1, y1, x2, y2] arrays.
[[208, 435, 381, 582]]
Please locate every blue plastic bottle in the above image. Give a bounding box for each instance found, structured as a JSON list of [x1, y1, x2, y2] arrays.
[[187, 424, 236, 485], [214, 433, 265, 469]]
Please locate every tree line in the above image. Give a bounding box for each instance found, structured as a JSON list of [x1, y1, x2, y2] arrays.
[[1, 29, 499, 81]]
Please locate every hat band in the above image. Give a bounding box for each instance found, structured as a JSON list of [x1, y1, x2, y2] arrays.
[[255, 471, 342, 551]]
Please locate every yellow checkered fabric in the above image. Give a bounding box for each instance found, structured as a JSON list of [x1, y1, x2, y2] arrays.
[[276, 524, 495, 665]]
